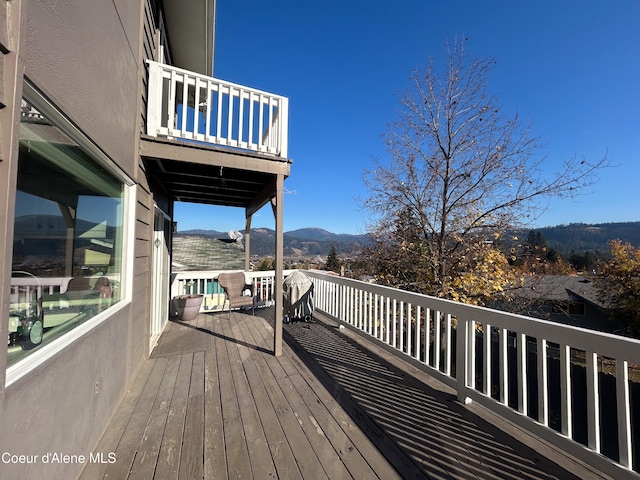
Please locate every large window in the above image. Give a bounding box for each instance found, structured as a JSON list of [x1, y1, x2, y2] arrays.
[[7, 91, 125, 367]]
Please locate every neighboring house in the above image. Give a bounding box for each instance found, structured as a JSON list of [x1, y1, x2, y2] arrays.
[[172, 235, 245, 272], [0, 1, 289, 478], [508, 275, 617, 333]]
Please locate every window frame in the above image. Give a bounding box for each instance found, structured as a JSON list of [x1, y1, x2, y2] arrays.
[[5, 82, 136, 386]]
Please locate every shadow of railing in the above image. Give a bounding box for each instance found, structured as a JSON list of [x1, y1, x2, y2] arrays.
[[283, 318, 585, 480]]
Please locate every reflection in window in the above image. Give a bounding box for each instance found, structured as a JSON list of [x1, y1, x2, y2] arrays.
[[8, 97, 124, 367]]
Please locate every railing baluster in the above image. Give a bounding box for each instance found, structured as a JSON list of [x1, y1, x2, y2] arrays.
[[415, 305, 421, 361], [216, 83, 223, 142], [537, 338, 549, 425], [205, 80, 213, 142], [193, 76, 202, 139], [180, 73, 189, 135], [385, 297, 390, 344], [499, 328, 508, 405], [258, 94, 265, 152], [560, 344, 572, 438], [425, 309, 431, 366], [484, 324, 492, 396], [238, 88, 245, 147], [168, 68, 177, 133], [399, 301, 404, 353], [434, 311, 441, 371], [517, 332, 527, 415], [616, 359, 632, 469], [248, 92, 255, 148], [444, 313, 452, 375], [406, 303, 412, 356], [468, 320, 476, 390], [227, 85, 234, 146], [586, 351, 601, 452]]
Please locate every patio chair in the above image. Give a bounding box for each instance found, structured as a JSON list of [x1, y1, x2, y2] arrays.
[[218, 272, 255, 320]]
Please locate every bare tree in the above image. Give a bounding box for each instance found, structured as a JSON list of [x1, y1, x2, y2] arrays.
[[363, 39, 608, 299]]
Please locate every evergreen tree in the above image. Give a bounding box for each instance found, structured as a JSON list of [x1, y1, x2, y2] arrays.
[[325, 245, 341, 273]]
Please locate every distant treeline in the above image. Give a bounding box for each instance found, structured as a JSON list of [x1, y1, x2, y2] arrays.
[[527, 222, 640, 257], [177, 222, 640, 260]]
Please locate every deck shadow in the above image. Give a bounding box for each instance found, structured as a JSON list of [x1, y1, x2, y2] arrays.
[[151, 315, 271, 358], [283, 316, 585, 480]]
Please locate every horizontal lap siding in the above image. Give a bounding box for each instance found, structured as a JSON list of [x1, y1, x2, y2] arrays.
[[140, 0, 156, 132], [132, 171, 152, 370]]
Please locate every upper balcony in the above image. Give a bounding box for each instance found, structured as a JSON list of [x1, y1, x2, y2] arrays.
[[141, 61, 290, 215], [145, 61, 288, 159]]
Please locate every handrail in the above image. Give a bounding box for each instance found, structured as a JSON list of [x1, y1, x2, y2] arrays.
[[171, 270, 294, 312], [304, 270, 640, 479], [170, 268, 639, 477], [146, 61, 288, 157]]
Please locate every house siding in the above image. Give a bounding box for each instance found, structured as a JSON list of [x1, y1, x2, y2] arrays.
[[0, 1, 157, 479], [22, 0, 141, 178]]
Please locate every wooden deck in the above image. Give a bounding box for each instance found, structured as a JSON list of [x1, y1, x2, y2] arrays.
[[79, 308, 611, 480]]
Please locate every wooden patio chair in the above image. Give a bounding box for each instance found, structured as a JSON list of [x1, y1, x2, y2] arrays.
[[218, 272, 255, 320]]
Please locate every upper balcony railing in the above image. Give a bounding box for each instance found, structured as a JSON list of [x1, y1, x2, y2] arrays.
[[146, 61, 289, 158], [171, 269, 640, 479]]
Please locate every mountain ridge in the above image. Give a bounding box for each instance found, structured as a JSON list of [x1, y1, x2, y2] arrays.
[[178, 221, 640, 258]]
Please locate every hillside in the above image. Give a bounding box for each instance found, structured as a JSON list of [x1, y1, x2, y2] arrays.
[[177, 222, 640, 259], [177, 227, 370, 257], [520, 222, 640, 256]]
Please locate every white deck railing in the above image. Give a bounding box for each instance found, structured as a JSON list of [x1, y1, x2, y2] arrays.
[[305, 270, 640, 480], [146, 61, 288, 158], [171, 270, 294, 312], [171, 268, 639, 478]]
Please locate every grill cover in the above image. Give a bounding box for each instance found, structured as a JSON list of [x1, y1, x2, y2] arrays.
[[283, 271, 314, 319]]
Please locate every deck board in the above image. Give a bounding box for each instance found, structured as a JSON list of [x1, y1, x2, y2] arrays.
[[79, 308, 611, 480], [128, 355, 181, 480], [154, 353, 191, 480], [203, 317, 227, 480], [220, 318, 278, 479], [232, 316, 304, 480]]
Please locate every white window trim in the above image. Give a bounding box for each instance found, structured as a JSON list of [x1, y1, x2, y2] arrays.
[[6, 83, 137, 386]]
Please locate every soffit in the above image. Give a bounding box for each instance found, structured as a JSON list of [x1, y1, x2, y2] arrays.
[[162, 0, 215, 76]]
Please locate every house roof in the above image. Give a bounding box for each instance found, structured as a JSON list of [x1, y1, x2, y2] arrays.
[[517, 275, 605, 308], [172, 235, 244, 271]]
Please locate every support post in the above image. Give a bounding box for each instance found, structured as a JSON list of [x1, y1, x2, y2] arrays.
[[272, 174, 284, 356], [244, 214, 252, 272]]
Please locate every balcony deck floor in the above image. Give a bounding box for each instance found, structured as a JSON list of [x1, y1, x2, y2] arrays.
[[79, 309, 610, 480]]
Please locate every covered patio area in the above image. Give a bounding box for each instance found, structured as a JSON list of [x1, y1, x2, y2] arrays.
[[79, 308, 610, 479]]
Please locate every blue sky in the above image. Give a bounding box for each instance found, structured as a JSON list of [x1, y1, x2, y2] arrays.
[[175, 0, 640, 235]]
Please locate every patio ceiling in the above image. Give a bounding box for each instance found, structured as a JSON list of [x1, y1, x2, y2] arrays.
[[141, 137, 291, 214]]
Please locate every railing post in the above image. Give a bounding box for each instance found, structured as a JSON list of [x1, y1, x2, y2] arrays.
[[146, 61, 162, 136], [279, 97, 289, 158], [456, 316, 472, 404]]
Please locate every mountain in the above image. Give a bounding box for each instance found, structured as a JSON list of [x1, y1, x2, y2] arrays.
[[177, 227, 370, 257], [286, 228, 368, 243], [178, 221, 640, 258]]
